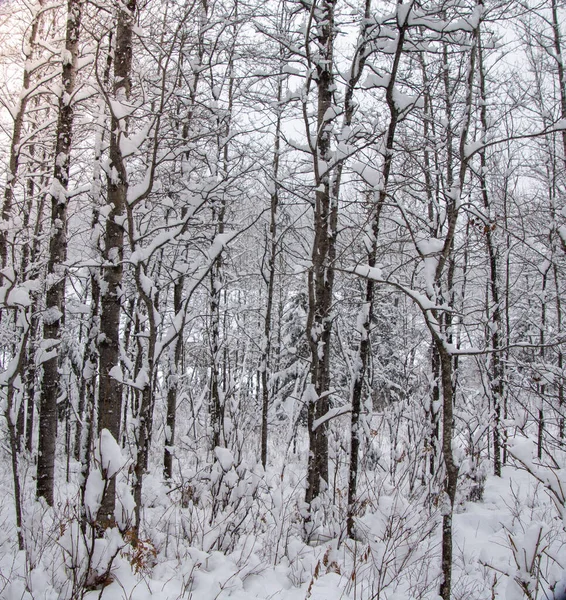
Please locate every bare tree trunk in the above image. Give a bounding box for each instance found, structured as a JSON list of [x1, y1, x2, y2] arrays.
[[434, 10, 478, 598], [304, 0, 337, 508], [477, 30, 504, 477], [348, 0, 412, 538], [437, 341, 458, 600], [551, 0, 566, 169], [132, 280, 157, 533], [76, 33, 111, 466], [75, 271, 99, 462], [0, 0, 44, 275], [538, 267, 549, 460], [163, 3, 205, 478], [127, 0, 209, 518], [554, 264, 564, 440], [15, 171, 37, 450], [420, 52, 441, 481], [7, 385, 24, 551], [260, 72, 283, 468], [3, 310, 31, 550], [164, 276, 183, 480], [97, 0, 136, 528], [19, 159, 46, 453], [36, 0, 82, 506], [208, 0, 235, 453], [209, 211, 226, 452], [550, 0, 566, 441], [6, 375, 26, 552]]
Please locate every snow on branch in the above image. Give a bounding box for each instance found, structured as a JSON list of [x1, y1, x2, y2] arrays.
[[312, 404, 352, 431]]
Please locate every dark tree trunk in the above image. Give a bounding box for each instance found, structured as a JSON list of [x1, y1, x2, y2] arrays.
[[554, 265, 564, 440], [476, 30, 506, 477], [260, 75, 283, 468], [550, 0, 566, 441], [163, 0, 205, 480], [36, 0, 82, 506], [208, 3, 234, 452], [4, 320, 31, 551], [538, 268, 549, 460], [209, 210, 225, 451], [97, 0, 136, 528], [164, 277, 183, 480], [437, 342, 458, 600], [349, 0, 411, 537], [6, 383, 25, 551], [305, 0, 337, 508], [0, 1, 43, 275]]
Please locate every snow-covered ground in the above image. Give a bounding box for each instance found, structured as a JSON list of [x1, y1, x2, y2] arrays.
[[1, 429, 565, 600]]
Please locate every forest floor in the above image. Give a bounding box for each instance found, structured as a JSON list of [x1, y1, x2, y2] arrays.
[[1, 435, 565, 600]]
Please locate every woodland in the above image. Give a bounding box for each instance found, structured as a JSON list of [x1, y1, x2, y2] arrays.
[[1, 0, 566, 598]]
